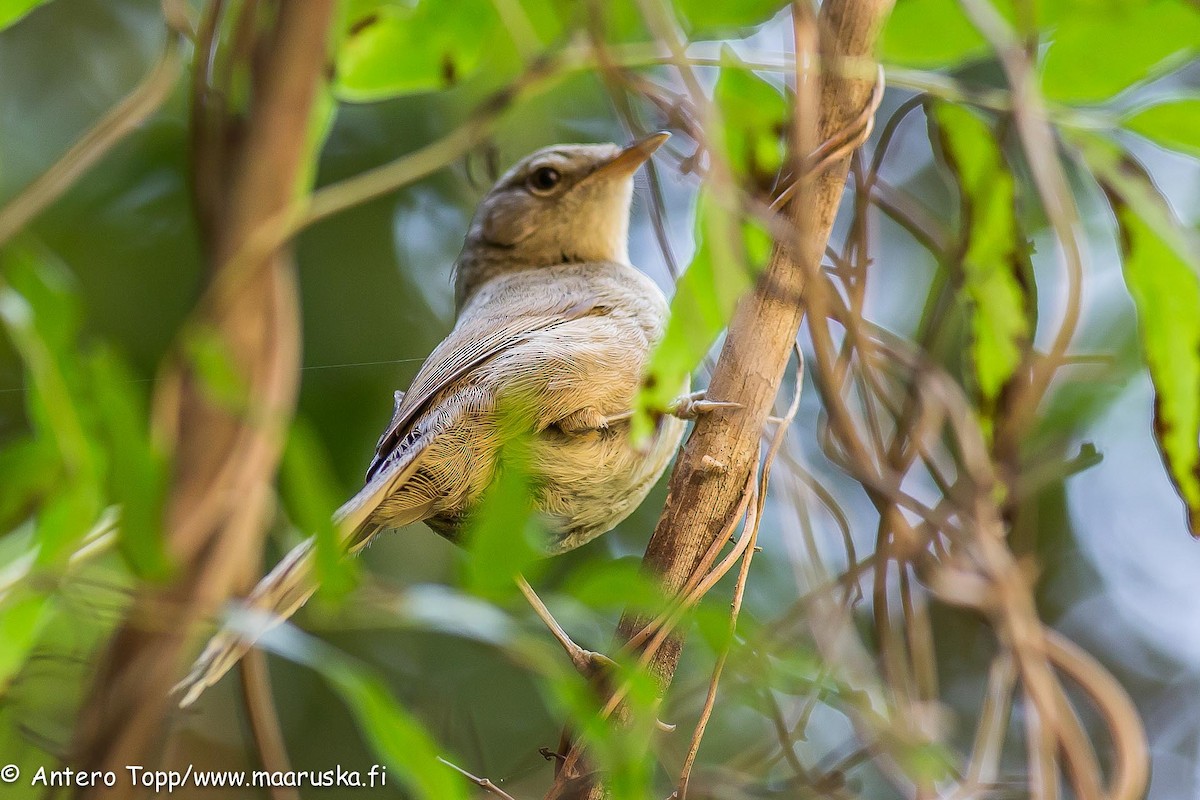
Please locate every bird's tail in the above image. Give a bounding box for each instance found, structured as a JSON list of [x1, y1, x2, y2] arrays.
[[174, 535, 323, 707], [174, 453, 428, 708]]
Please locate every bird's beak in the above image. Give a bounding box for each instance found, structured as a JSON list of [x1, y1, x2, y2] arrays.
[[591, 131, 670, 180]]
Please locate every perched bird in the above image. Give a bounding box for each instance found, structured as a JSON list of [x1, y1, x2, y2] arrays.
[[176, 132, 729, 706]]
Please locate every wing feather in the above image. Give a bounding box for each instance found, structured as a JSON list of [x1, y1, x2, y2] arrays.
[[365, 293, 604, 481]]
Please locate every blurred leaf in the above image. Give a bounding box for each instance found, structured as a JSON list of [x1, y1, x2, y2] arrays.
[[459, 426, 544, 601], [882, 0, 989, 67], [541, 650, 659, 799], [86, 348, 170, 579], [0, 0, 52, 31], [394, 584, 517, 647], [0, 589, 51, 692], [299, 84, 339, 195], [335, 0, 502, 101], [0, 247, 81, 352], [929, 101, 1030, 412], [1105, 190, 1200, 536], [32, 480, 101, 566], [281, 419, 357, 598], [563, 558, 666, 615], [1123, 97, 1200, 158], [0, 248, 103, 563], [1040, 0, 1200, 103], [1072, 129, 1198, 268], [261, 626, 468, 800], [0, 436, 59, 534], [182, 325, 248, 411], [632, 56, 782, 434], [712, 50, 789, 191], [635, 194, 770, 438], [674, 0, 787, 36]]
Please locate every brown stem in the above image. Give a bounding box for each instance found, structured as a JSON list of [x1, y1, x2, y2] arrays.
[[69, 4, 335, 795], [241, 650, 299, 800]]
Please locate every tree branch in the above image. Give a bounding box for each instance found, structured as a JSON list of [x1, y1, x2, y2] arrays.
[[69, 4, 335, 794]]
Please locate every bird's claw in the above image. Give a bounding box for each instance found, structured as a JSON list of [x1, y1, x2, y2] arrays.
[[669, 391, 743, 420], [570, 647, 617, 680]]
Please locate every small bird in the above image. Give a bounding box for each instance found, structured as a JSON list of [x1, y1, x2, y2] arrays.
[[176, 132, 730, 706]]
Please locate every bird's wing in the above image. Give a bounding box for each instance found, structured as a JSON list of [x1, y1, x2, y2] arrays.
[[364, 292, 606, 482]]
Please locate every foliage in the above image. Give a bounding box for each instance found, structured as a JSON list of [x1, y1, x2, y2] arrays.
[[0, 0, 1198, 799]]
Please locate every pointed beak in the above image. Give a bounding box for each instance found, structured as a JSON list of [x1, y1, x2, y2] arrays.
[[591, 131, 670, 180]]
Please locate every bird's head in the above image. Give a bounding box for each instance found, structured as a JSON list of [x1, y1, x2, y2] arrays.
[[455, 132, 668, 305]]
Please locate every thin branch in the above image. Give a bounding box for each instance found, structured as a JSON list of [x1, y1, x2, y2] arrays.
[[240, 650, 299, 800], [438, 757, 521, 800], [0, 27, 183, 246]]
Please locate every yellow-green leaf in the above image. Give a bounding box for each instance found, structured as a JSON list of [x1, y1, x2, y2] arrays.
[[1040, 0, 1200, 103], [0, 0, 52, 31], [929, 102, 1030, 409], [459, 419, 544, 601], [634, 192, 770, 439], [882, 0, 989, 68], [712, 49, 789, 191], [0, 589, 51, 691], [260, 627, 468, 800], [336, 0, 501, 101], [281, 419, 358, 598], [1123, 97, 1200, 159], [1107, 192, 1200, 536], [675, 0, 788, 37]]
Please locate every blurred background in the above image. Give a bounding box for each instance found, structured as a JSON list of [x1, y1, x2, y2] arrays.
[[1, 0, 1199, 798]]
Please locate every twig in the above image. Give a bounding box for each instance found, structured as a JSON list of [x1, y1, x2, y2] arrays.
[[438, 757, 520, 800], [0, 28, 183, 246], [240, 651, 299, 800]]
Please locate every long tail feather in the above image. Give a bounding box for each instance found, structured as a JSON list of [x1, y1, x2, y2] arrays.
[[174, 451, 428, 707], [175, 537, 320, 707]]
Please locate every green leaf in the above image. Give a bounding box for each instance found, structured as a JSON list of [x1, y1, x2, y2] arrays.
[[459, 420, 544, 600], [563, 558, 667, 616], [0, 436, 59, 534], [882, 0, 989, 68], [86, 349, 171, 580], [1123, 97, 1200, 159], [1071, 129, 1197, 268], [0, 0, 52, 31], [929, 102, 1030, 411], [634, 192, 770, 438], [182, 326, 249, 411], [711, 51, 789, 192], [260, 627, 468, 800], [0, 248, 104, 563], [633, 59, 781, 436], [1040, 0, 1200, 103], [0, 589, 51, 691], [335, 0, 502, 101], [281, 419, 357, 598], [674, 0, 787, 36], [1104, 186, 1200, 535]]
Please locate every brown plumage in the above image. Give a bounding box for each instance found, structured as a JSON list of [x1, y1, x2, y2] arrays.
[[176, 133, 685, 707]]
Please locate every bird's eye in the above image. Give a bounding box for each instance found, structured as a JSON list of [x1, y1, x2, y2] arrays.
[[527, 166, 562, 194]]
